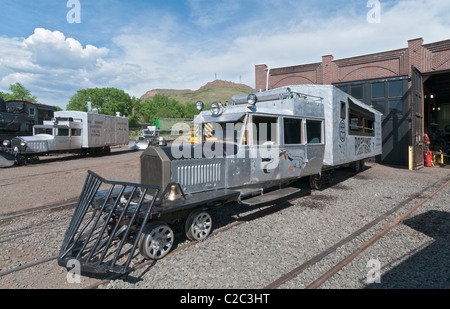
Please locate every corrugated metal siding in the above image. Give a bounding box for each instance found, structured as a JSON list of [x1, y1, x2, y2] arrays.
[[177, 163, 221, 186]]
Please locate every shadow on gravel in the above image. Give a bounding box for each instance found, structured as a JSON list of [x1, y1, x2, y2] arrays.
[[365, 210, 450, 289]]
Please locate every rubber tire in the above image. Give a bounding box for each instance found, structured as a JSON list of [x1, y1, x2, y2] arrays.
[[185, 210, 213, 242], [139, 222, 174, 260]]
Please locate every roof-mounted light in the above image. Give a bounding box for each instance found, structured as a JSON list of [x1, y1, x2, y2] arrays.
[[210, 101, 223, 116], [196, 101, 205, 111], [247, 94, 257, 106]]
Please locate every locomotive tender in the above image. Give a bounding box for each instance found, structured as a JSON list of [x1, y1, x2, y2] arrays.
[[58, 85, 382, 274]]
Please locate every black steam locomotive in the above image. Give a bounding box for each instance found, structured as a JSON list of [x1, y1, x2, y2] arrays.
[[0, 96, 57, 140]]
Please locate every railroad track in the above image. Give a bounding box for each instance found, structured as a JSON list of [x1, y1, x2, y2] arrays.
[[1, 175, 448, 289], [0, 199, 78, 222], [0, 150, 137, 188], [266, 178, 450, 289]]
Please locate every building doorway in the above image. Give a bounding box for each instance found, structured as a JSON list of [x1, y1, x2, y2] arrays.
[[423, 69, 450, 163]]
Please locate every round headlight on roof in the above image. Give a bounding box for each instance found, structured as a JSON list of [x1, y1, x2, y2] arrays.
[[210, 101, 223, 116], [196, 101, 205, 111], [247, 94, 257, 105]]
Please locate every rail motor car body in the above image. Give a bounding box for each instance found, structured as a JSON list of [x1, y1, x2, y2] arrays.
[[143, 85, 382, 197], [58, 85, 382, 274], [0, 111, 129, 167]]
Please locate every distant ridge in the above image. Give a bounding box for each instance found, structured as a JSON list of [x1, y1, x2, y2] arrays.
[[140, 80, 255, 104]]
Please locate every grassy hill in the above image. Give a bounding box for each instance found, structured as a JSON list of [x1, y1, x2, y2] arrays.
[[140, 80, 256, 105]]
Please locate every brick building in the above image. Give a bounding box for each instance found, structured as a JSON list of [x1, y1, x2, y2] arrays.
[[255, 38, 450, 168]]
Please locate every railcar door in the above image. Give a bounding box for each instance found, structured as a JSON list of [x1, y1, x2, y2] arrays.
[[249, 115, 280, 184], [278, 117, 307, 180], [70, 126, 82, 149], [301, 119, 325, 176], [52, 127, 71, 150]]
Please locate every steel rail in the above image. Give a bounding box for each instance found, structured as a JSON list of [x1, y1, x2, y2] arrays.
[[0, 199, 78, 222], [265, 176, 449, 289], [0, 255, 58, 278], [306, 179, 449, 289], [0, 149, 136, 187]]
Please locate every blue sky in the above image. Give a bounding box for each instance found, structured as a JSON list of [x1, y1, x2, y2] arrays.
[[0, 0, 449, 109]]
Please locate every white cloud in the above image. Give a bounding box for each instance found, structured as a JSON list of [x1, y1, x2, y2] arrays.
[[23, 28, 109, 69], [0, 29, 137, 108]]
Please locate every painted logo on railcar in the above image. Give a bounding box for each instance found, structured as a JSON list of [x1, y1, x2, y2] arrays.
[[355, 137, 373, 155]]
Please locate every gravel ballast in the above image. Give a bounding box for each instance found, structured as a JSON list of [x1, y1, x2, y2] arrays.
[[0, 157, 448, 290], [100, 163, 449, 289]]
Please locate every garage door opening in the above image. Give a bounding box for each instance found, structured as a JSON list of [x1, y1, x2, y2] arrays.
[[423, 69, 450, 164]]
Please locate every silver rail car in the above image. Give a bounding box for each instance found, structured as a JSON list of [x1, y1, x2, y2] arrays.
[[0, 111, 129, 167], [58, 85, 382, 274]]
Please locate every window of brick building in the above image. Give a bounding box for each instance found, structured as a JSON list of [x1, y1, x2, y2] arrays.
[[335, 76, 408, 116]]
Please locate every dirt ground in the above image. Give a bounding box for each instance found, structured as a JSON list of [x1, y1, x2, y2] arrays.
[[0, 147, 141, 214]]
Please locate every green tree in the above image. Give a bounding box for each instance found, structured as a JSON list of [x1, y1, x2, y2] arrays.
[[67, 87, 135, 116], [183, 102, 202, 119], [0, 83, 38, 102], [137, 94, 188, 123], [66, 89, 90, 112]]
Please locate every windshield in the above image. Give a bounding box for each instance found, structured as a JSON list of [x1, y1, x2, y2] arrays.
[[201, 120, 247, 145]]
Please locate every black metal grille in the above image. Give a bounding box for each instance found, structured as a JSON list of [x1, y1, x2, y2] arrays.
[[58, 170, 160, 274]]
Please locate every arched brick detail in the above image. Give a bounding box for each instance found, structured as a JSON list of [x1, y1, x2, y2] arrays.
[[339, 66, 399, 82], [272, 75, 316, 88]]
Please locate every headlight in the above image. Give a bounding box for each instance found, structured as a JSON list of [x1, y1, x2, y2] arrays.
[[210, 101, 223, 116], [20, 141, 27, 147], [196, 101, 205, 112], [247, 94, 258, 105], [2, 140, 10, 147]]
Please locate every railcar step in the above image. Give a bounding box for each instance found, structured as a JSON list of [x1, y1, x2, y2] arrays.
[[239, 187, 301, 206]]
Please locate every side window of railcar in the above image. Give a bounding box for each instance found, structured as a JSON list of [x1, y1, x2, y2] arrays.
[[284, 118, 302, 145], [57, 128, 70, 137], [71, 129, 82, 136], [348, 98, 375, 137], [252, 115, 278, 145], [306, 120, 323, 144]]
